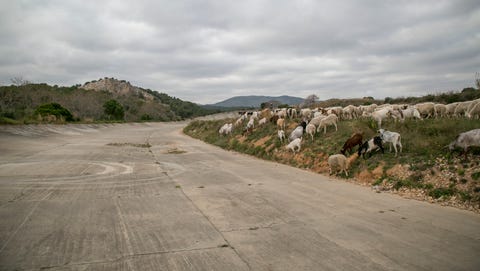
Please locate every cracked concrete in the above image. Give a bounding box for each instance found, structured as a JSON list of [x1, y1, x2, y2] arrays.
[[0, 122, 479, 270]]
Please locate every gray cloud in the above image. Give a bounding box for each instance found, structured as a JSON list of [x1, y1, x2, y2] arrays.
[[1, 0, 479, 104]]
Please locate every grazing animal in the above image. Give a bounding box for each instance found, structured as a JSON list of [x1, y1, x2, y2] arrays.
[[358, 136, 384, 158], [288, 121, 307, 141], [371, 108, 393, 128], [218, 123, 233, 135], [270, 115, 280, 124], [246, 118, 255, 129], [328, 154, 349, 176], [401, 106, 422, 121], [341, 133, 363, 155], [318, 115, 338, 134], [286, 137, 302, 153], [465, 102, 480, 119], [278, 130, 285, 142], [415, 102, 435, 118], [305, 123, 316, 141], [277, 118, 285, 130], [448, 129, 480, 159], [378, 129, 402, 156], [258, 117, 267, 126]]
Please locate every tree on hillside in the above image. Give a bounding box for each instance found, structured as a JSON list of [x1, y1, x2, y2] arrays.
[[34, 103, 74, 121], [103, 99, 124, 120], [302, 94, 319, 108]]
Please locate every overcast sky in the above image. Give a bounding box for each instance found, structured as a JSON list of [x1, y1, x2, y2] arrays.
[[0, 0, 479, 104]]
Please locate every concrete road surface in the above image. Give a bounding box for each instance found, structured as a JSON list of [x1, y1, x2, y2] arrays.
[[0, 122, 479, 270]]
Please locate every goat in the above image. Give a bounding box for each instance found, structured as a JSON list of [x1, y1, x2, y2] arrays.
[[358, 136, 384, 159], [448, 129, 480, 159], [278, 130, 286, 143], [288, 121, 307, 142], [305, 123, 316, 141], [378, 129, 402, 156], [218, 123, 233, 135], [258, 117, 267, 126], [286, 137, 302, 153], [340, 133, 363, 155], [277, 118, 285, 130]]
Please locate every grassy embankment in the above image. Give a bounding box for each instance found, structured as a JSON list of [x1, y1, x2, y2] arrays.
[[184, 116, 480, 211]]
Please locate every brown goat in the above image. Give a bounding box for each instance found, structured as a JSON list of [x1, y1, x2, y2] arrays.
[[341, 133, 363, 155]]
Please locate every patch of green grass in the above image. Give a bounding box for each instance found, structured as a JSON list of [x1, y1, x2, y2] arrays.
[[428, 187, 456, 199], [471, 171, 480, 181]]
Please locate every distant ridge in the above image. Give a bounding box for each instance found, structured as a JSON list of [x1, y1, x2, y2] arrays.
[[210, 95, 304, 108]]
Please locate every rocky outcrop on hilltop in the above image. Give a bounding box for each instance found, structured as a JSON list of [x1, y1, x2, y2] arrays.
[[81, 77, 154, 101]]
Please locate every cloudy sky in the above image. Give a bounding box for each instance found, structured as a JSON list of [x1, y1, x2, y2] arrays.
[[0, 0, 479, 104]]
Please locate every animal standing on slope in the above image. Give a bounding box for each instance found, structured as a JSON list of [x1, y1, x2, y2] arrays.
[[289, 121, 307, 142], [278, 130, 286, 143], [378, 129, 402, 157], [340, 133, 363, 155], [318, 114, 338, 134], [358, 136, 384, 159], [328, 154, 349, 176], [448, 128, 480, 159], [286, 137, 302, 154]]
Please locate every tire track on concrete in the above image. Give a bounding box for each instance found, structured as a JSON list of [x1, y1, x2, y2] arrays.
[[0, 186, 54, 253], [114, 197, 136, 271]]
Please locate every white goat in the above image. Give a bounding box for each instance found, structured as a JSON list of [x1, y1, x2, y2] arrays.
[[278, 130, 286, 142], [378, 129, 402, 156], [286, 137, 302, 153], [449, 129, 480, 158], [258, 117, 267, 126], [328, 154, 349, 176], [246, 118, 255, 129], [218, 123, 233, 135], [305, 123, 316, 141]]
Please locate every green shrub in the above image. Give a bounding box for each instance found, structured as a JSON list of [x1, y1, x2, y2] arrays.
[[34, 103, 74, 121], [428, 187, 456, 199]]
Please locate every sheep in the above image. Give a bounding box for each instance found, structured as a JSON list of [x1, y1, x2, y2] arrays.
[[308, 115, 327, 129], [305, 123, 316, 141], [286, 137, 302, 153], [445, 102, 459, 118], [453, 101, 473, 117], [401, 106, 422, 121], [258, 117, 267, 126], [328, 154, 349, 176], [318, 114, 338, 134], [340, 133, 363, 155], [300, 108, 312, 120], [289, 121, 307, 142], [358, 136, 384, 159], [415, 102, 435, 118], [378, 129, 402, 156], [278, 129, 286, 142], [448, 129, 480, 159], [277, 118, 285, 130], [466, 102, 480, 119], [434, 103, 447, 118]]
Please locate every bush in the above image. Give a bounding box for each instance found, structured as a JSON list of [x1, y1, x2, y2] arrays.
[[34, 103, 74, 121], [103, 99, 124, 120]]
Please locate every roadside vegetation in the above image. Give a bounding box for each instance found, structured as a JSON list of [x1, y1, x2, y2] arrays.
[[184, 116, 480, 212], [0, 81, 222, 124]]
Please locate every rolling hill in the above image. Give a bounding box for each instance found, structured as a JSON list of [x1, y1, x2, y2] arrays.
[[210, 95, 304, 108]]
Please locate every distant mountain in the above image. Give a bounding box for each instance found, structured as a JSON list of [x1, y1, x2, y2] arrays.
[[210, 95, 304, 108]]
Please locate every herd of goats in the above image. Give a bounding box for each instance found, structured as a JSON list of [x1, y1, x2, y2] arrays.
[[218, 99, 480, 176]]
